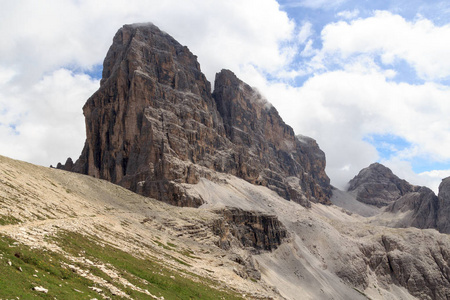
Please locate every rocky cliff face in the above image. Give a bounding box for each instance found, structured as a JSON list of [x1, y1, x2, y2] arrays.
[[437, 177, 450, 234], [386, 186, 439, 229], [212, 207, 288, 252], [62, 23, 331, 207], [213, 70, 331, 206], [360, 230, 450, 300], [347, 163, 418, 207]]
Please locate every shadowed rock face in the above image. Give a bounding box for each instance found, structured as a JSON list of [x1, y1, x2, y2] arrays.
[[360, 232, 450, 300], [213, 70, 331, 206], [386, 186, 439, 229], [437, 177, 450, 234], [212, 207, 288, 252], [347, 163, 418, 207], [62, 23, 331, 207], [347, 163, 450, 235]]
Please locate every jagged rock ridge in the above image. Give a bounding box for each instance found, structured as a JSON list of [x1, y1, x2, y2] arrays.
[[346, 162, 450, 234], [347, 162, 419, 207], [61, 23, 331, 207]]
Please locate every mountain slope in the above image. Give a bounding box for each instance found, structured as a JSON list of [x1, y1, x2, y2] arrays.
[[4, 155, 450, 299]]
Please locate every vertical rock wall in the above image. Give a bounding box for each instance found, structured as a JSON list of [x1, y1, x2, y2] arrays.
[[67, 23, 331, 207]]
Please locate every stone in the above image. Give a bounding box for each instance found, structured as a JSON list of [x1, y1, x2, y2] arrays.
[[56, 157, 74, 172], [360, 230, 450, 300], [33, 286, 48, 293], [386, 186, 439, 229], [437, 177, 450, 233], [64, 23, 331, 207], [213, 70, 331, 205], [212, 207, 288, 252], [347, 163, 419, 207]]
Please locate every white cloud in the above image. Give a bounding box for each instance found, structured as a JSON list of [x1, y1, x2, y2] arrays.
[[245, 60, 450, 190], [381, 158, 450, 194], [286, 0, 347, 9], [0, 69, 99, 165], [320, 11, 450, 80], [0, 0, 296, 167], [298, 22, 313, 44], [336, 9, 360, 20], [2, 2, 450, 195]]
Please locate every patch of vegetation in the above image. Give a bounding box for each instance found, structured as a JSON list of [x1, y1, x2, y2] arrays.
[[166, 242, 177, 248], [0, 215, 21, 225], [55, 231, 242, 299], [153, 239, 172, 250], [180, 249, 201, 260], [0, 234, 113, 299]]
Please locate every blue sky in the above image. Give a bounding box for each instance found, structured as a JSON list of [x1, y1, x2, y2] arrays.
[[1, 0, 450, 192]]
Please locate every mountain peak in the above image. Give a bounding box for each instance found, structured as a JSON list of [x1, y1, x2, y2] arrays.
[[347, 162, 418, 207], [61, 23, 332, 207]]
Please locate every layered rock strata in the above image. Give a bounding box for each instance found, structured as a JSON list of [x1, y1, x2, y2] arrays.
[[212, 207, 288, 252], [62, 23, 331, 207]]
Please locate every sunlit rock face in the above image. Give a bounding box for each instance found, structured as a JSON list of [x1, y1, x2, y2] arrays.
[[65, 23, 331, 207]]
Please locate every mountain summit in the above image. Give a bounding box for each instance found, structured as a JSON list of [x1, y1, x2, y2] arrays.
[[60, 23, 331, 207]]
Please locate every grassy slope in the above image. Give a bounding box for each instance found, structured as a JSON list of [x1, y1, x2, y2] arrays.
[[0, 155, 246, 299]]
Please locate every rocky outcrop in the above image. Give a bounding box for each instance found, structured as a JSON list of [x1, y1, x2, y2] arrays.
[[437, 177, 450, 234], [360, 231, 450, 300], [348, 164, 450, 235], [212, 207, 288, 252], [56, 157, 74, 172], [347, 163, 418, 207], [386, 186, 439, 229], [213, 70, 331, 206], [64, 23, 331, 207]]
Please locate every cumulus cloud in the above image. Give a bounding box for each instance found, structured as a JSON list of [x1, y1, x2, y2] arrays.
[[0, 69, 99, 165], [2, 2, 450, 194], [297, 22, 313, 44], [248, 55, 450, 190], [319, 11, 450, 80], [232, 10, 450, 191], [0, 0, 296, 167]]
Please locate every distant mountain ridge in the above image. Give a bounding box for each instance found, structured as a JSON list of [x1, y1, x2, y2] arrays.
[[346, 162, 450, 233], [58, 23, 331, 207]]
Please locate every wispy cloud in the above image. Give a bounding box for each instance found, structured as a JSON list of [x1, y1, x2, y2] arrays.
[[336, 9, 360, 19], [282, 0, 348, 9]]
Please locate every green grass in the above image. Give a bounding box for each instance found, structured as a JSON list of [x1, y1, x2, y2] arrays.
[[54, 230, 243, 299], [166, 242, 177, 248], [0, 214, 21, 225], [0, 234, 112, 299], [1, 230, 244, 299]]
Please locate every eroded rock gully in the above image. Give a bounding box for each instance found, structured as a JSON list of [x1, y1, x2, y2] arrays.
[[59, 23, 331, 207]]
